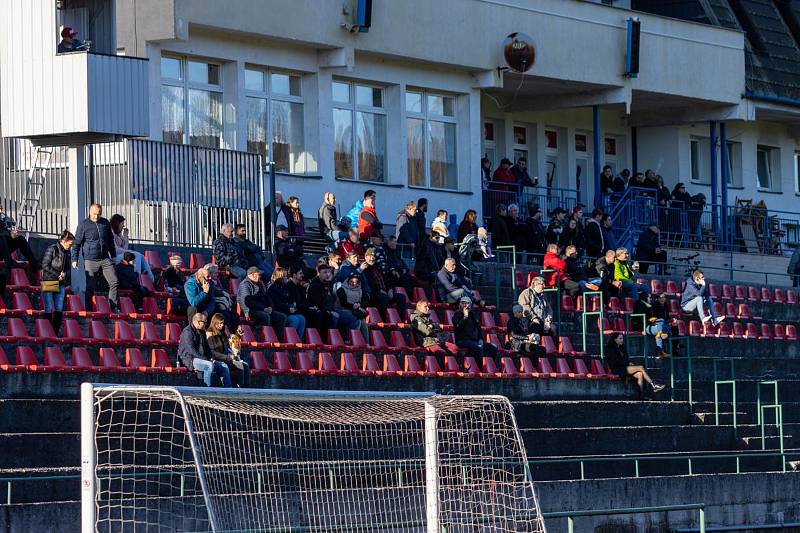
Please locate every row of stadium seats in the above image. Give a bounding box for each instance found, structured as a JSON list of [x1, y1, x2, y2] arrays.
[[599, 316, 798, 340]]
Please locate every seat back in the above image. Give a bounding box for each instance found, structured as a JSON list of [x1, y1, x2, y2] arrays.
[[734, 285, 746, 300], [34, 318, 57, 339], [71, 347, 95, 369], [93, 296, 112, 315], [760, 287, 771, 303], [250, 351, 268, 372], [151, 349, 173, 368], [90, 320, 110, 340], [140, 322, 162, 342], [786, 324, 798, 340], [15, 346, 38, 366], [787, 290, 798, 305], [541, 335, 558, 355], [326, 329, 346, 347], [774, 324, 785, 340], [349, 329, 367, 347], [165, 323, 182, 342], [732, 322, 744, 338], [745, 323, 758, 338], [125, 348, 146, 368], [721, 284, 734, 300], [114, 320, 136, 340], [774, 288, 785, 304], [574, 359, 590, 376], [688, 320, 702, 336], [760, 323, 772, 339], [100, 348, 121, 368], [44, 347, 67, 367]]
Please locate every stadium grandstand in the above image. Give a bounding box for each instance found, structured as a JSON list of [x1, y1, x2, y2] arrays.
[[2, 0, 800, 531]]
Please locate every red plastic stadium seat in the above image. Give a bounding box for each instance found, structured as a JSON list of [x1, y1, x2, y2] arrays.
[[117, 297, 138, 318], [382, 353, 402, 375], [15, 346, 39, 368], [12, 292, 38, 316], [734, 285, 747, 301], [423, 355, 443, 377], [668, 299, 681, 317], [43, 347, 68, 370], [0, 347, 20, 370], [787, 290, 798, 305], [500, 357, 519, 377], [342, 352, 368, 376], [90, 320, 111, 343], [140, 322, 165, 346], [759, 323, 772, 340], [556, 358, 578, 378], [249, 351, 269, 375], [744, 323, 759, 339], [33, 318, 59, 342], [675, 320, 688, 337], [141, 297, 161, 318], [92, 296, 113, 317], [623, 297, 636, 314], [315, 352, 340, 375], [731, 322, 745, 339], [441, 356, 460, 376], [482, 357, 501, 377], [760, 287, 771, 304], [715, 322, 731, 338], [561, 295, 576, 313], [519, 357, 539, 377], [747, 287, 759, 302], [270, 352, 292, 374], [63, 319, 86, 344], [573, 359, 592, 378], [64, 294, 87, 317], [650, 279, 665, 294], [708, 284, 720, 299], [8, 269, 35, 291], [786, 325, 798, 341], [385, 308, 404, 327], [689, 320, 702, 337], [151, 348, 185, 373], [412, 287, 428, 303], [558, 336, 581, 356], [725, 303, 736, 318], [665, 280, 680, 296], [99, 348, 132, 372], [737, 304, 752, 320], [165, 323, 182, 345], [362, 353, 381, 375], [326, 329, 346, 349], [497, 312, 510, 328], [114, 320, 139, 345], [189, 253, 207, 270], [607, 297, 621, 313], [144, 250, 164, 271], [712, 302, 724, 319], [774, 324, 786, 341], [537, 358, 557, 378], [403, 354, 424, 376], [774, 288, 785, 304], [541, 336, 558, 355], [721, 284, 734, 301], [124, 348, 150, 372], [71, 347, 97, 370], [2, 318, 29, 343]]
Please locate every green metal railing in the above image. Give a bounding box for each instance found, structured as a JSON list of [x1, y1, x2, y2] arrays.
[[667, 337, 694, 407], [756, 380, 778, 425], [625, 312, 648, 366], [713, 379, 737, 437], [541, 502, 706, 533], [580, 290, 604, 358]]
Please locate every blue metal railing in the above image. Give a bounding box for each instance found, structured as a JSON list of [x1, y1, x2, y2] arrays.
[[482, 181, 579, 220]]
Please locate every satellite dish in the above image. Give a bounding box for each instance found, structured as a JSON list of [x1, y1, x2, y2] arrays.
[[503, 32, 536, 73]]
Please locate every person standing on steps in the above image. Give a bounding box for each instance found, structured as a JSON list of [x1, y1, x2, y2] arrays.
[[72, 203, 119, 312], [40, 230, 74, 335]]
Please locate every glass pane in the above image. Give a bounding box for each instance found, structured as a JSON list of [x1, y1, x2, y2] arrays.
[[405, 91, 422, 113], [161, 86, 185, 144], [356, 111, 386, 182], [188, 89, 222, 148], [484, 122, 494, 142], [575, 134, 587, 152], [757, 149, 770, 188], [356, 85, 382, 108], [332, 82, 351, 104], [545, 130, 558, 150], [605, 137, 617, 155], [188, 61, 219, 85], [271, 73, 301, 96], [246, 97, 268, 156], [406, 118, 425, 186], [271, 100, 305, 173], [245, 69, 265, 92], [161, 57, 182, 80], [428, 94, 454, 117], [690, 141, 700, 181], [428, 121, 457, 190], [333, 109, 354, 179]]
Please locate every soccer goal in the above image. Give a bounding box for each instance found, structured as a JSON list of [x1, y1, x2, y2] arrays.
[[81, 383, 546, 533]]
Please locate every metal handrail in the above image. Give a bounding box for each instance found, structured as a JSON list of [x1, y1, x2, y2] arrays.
[[580, 290, 604, 359], [756, 380, 778, 425], [713, 379, 738, 436], [542, 502, 706, 533]]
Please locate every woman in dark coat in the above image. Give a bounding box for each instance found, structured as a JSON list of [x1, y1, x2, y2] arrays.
[[489, 204, 512, 248], [604, 332, 665, 397], [40, 230, 75, 334], [457, 210, 479, 242]]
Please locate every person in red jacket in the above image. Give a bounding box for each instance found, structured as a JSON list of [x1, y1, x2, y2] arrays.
[[358, 189, 382, 241], [336, 228, 366, 261], [490, 158, 516, 191]]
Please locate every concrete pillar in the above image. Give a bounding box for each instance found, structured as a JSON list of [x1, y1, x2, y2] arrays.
[[592, 105, 602, 209], [720, 122, 730, 246], [709, 121, 719, 234], [67, 146, 86, 232]]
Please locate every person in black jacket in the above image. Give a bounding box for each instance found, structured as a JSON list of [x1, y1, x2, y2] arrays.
[[266, 267, 306, 338], [630, 292, 670, 358], [395, 201, 419, 249], [452, 297, 497, 359], [546, 208, 566, 245], [605, 333, 664, 397], [507, 304, 546, 356], [177, 313, 231, 387], [489, 204, 511, 248], [234, 224, 273, 276], [456, 210, 478, 243], [318, 192, 344, 243], [524, 207, 547, 262], [584, 208, 605, 259], [40, 230, 75, 334], [634, 225, 667, 275], [413, 198, 428, 248], [236, 267, 287, 330], [0, 209, 41, 271], [116, 252, 150, 308], [72, 203, 119, 310]]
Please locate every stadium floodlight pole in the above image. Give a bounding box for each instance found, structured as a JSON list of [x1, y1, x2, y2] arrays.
[[80, 382, 96, 533]]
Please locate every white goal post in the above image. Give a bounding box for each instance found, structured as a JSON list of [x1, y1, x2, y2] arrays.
[[81, 383, 546, 533]]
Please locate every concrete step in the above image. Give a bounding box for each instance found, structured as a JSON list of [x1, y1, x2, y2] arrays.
[[669, 380, 800, 403], [512, 400, 693, 429], [0, 399, 79, 433], [0, 433, 79, 469], [522, 424, 737, 456]]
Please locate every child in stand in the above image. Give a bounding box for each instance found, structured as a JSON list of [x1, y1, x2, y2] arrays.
[[227, 333, 251, 388]]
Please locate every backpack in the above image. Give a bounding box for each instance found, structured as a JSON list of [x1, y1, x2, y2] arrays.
[[343, 200, 364, 230]]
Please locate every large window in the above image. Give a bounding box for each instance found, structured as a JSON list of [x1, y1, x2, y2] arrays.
[[406, 90, 457, 190], [245, 68, 305, 174], [756, 145, 776, 190], [161, 56, 223, 148], [332, 81, 387, 182]]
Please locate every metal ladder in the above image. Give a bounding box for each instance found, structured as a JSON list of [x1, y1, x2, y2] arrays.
[[17, 146, 54, 239]]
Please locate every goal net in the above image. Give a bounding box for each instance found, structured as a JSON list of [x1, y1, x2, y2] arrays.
[[81, 384, 546, 533]]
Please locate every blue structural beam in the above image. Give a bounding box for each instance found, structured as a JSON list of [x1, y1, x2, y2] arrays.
[[709, 121, 719, 234], [720, 122, 730, 245], [631, 126, 638, 176], [593, 105, 602, 209]]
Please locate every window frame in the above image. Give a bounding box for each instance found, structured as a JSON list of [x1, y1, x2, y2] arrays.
[[332, 80, 388, 183], [160, 55, 224, 148], [405, 88, 458, 190], [795, 151, 800, 194], [243, 66, 305, 173], [756, 144, 775, 191]]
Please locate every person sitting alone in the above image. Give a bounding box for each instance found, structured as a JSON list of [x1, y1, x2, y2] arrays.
[[409, 300, 457, 357], [518, 276, 557, 341], [452, 296, 498, 359], [163, 254, 189, 315], [507, 304, 546, 357], [604, 332, 665, 398], [631, 292, 671, 359], [680, 269, 725, 327], [436, 258, 477, 305]]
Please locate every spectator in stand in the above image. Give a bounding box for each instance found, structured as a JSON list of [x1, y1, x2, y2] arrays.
[[72, 203, 119, 311], [57, 26, 90, 53], [326, 252, 343, 278], [109, 214, 155, 282], [491, 158, 516, 191], [275, 225, 306, 272], [585, 208, 605, 258], [40, 230, 74, 335], [205, 264, 238, 329], [507, 204, 527, 254], [285, 196, 306, 239], [611, 169, 630, 193], [163, 254, 189, 315], [605, 332, 665, 398], [412, 233, 440, 283], [178, 312, 231, 387], [543, 244, 599, 296], [395, 201, 419, 249], [266, 267, 307, 338], [601, 214, 616, 252], [511, 157, 537, 189], [668, 183, 692, 246], [600, 165, 615, 194], [414, 198, 429, 248], [205, 313, 248, 388], [629, 171, 647, 190], [480, 157, 492, 187], [382, 235, 415, 291], [334, 271, 370, 339], [635, 225, 667, 275], [318, 192, 344, 243], [410, 300, 457, 356], [631, 293, 670, 358], [613, 247, 650, 300], [431, 210, 450, 242], [546, 207, 567, 245], [286, 265, 310, 318], [507, 304, 546, 357], [564, 245, 602, 292], [489, 204, 512, 248], [226, 334, 251, 388], [558, 218, 585, 257], [688, 193, 706, 246], [436, 257, 476, 304], [457, 210, 478, 242], [307, 263, 353, 332], [643, 169, 659, 192], [452, 296, 498, 359], [212, 223, 248, 279], [234, 224, 272, 275], [368, 233, 387, 269], [680, 269, 725, 326], [336, 250, 368, 285], [518, 276, 557, 341], [116, 252, 150, 307], [363, 247, 406, 313], [358, 190, 382, 241], [337, 228, 366, 261], [595, 249, 620, 300], [670, 183, 691, 209], [524, 206, 547, 260], [236, 266, 287, 331], [185, 266, 215, 322], [269, 191, 290, 231], [788, 245, 800, 287]]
